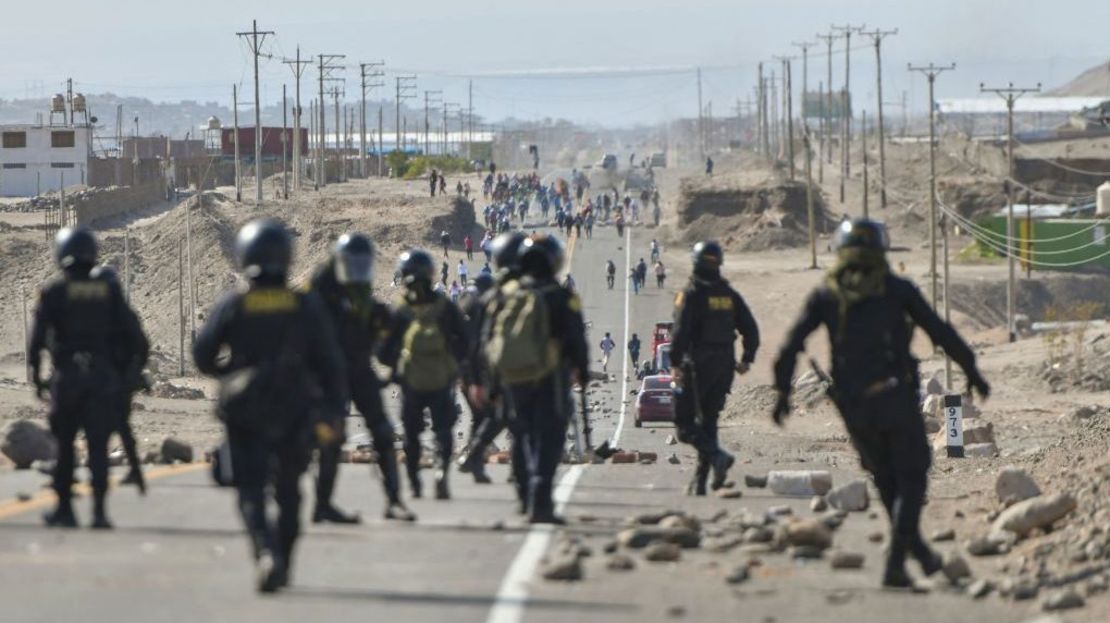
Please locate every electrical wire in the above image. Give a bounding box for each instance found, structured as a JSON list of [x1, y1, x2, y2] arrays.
[[937, 198, 1110, 258]]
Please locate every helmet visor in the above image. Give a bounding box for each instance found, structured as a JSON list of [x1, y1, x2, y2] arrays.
[[336, 252, 373, 285]]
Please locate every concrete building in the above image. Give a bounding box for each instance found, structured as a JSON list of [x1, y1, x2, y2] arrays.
[[0, 124, 92, 197]]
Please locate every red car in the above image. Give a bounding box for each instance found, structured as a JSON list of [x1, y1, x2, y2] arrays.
[[634, 374, 675, 427]]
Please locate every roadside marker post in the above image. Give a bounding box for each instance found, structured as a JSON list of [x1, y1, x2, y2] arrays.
[[944, 394, 964, 458]]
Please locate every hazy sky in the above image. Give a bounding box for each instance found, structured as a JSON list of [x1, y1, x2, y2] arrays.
[[0, 0, 1104, 126]]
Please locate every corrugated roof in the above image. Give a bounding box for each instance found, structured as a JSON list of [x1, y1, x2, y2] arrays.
[[937, 97, 1108, 115]]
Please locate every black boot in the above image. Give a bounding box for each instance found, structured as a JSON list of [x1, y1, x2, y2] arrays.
[[120, 467, 147, 495], [312, 504, 361, 524], [91, 493, 113, 530], [434, 469, 450, 500], [710, 449, 735, 490], [256, 551, 286, 594], [384, 500, 417, 522], [910, 535, 943, 576], [882, 535, 914, 588], [43, 499, 77, 528]]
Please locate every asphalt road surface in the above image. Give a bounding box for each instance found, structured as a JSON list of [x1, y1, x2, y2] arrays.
[[0, 221, 1015, 622]]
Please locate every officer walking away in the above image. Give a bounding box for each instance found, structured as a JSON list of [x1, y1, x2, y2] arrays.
[[772, 219, 990, 589], [457, 232, 527, 483], [483, 234, 589, 524], [379, 249, 469, 500], [29, 227, 145, 529], [193, 219, 348, 593], [93, 264, 150, 494], [306, 233, 415, 523], [456, 272, 496, 483], [671, 241, 760, 496]]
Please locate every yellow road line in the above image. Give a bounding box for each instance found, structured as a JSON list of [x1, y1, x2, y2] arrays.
[[0, 462, 207, 521]]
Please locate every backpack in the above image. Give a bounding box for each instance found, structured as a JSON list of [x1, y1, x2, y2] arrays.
[[485, 281, 560, 385], [397, 297, 458, 392]]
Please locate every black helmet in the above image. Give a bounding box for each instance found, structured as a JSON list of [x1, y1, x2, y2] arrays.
[[397, 249, 436, 285], [55, 227, 98, 269], [472, 272, 495, 294], [691, 241, 723, 275], [518, 233, 565, 278], [235, 218, 292, 280], [834, 218, 889, 252], [334, 232, 375, 285], [491, 231, 527, 271]]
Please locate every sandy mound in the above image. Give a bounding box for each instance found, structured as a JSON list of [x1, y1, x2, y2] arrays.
[[674, 179, 836, 252]]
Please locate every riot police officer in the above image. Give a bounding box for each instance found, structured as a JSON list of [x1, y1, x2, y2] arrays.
[[306, 233, 415, 523], [91, 264, 150, 494], [456, 271, 496, 484], [484, 234, 589, 524], [457, 231, 527, 483], [193, 219, 348, 593], [772, 219, 990, 588], [29, 227, 145, 529], [671, 241, 760, 496], [379, 249, 469, 500]]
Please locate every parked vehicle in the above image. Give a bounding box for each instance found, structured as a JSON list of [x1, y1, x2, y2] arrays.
[[634, 374, 675, 427]]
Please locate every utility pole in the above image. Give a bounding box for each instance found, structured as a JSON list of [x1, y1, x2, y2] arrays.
[[281, 84, 288, 199], [330, 84, 344, 182], [377, 107, 384, 176], [784, 59, 795, 180], [909, 62, 956, 312], [832, 24, 864, 203], [817, 80, 824, 183], [792, 41, 813, 128], [316, 54, 345, 188], [696, 67, 705, 159], [861, 28, 897, 209], [861, 109, 869, 218], [232, 84, 241, 202], [424, 90, 442, 155], [235, 20, 275, 204], [816, 32, 837, 165], [757, 63, 767, 158], [444, 103, 461, 155], [358, 61, 384, 179], [981, 80, 1041, 343], [283, 47, 311, 192], [804, 124, 817, 269], [394, 75, 417, 155]]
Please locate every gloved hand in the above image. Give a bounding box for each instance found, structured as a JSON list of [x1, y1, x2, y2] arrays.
[[771, 392, 791, 427], [967, 372, 991, 401], [735, 361, 751, 376]]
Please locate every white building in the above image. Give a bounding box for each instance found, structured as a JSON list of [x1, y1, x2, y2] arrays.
[[0, 124, 92, 197]]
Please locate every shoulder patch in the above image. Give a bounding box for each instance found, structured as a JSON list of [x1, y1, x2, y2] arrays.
[[567, 293, 582, 313], [242, 288, 299, 314]]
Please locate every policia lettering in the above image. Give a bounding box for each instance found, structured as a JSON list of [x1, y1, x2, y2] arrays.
[[670, 241, 760, 496], [772, 219, 991, 589], [29, 227, 149, 529], [305, 233, 415, 524], [194, 219, 349, 593]]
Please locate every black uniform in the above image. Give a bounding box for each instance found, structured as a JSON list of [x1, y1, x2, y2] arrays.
[[307, 260, 404, 513], [502, 278, 589, 520], [110, 288, 150, 487], [29, 268, 140, 525], [193, 283, 347, 576], [671, 274, 760, 491], [379, 287, 469, 498], [773, 273, 984, 585]]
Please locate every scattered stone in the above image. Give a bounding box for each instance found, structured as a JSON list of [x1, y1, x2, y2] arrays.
[[767, 505, 793, 518], [821, 512, 848, 531], [941, 552, 972, 583], [767, 470, 834, 496], [617, 527, 701, 549], [826, 480, 869, 512], [602, 540, 619, 554], [611, 452, 637, 464], [996, 467, 1042, 506], [967, 579, 994, 599], [923, 417, 942, 435], [703, 536, 743, 553], [932, 528, 956, 542], [743, 526, 774, 544], [724, 563, 750, 584], [667, 453, 681, 465], [992, 493, 1078, 538], [664, 434, 677, 446], [829, 550, 865, 569], [606, 554, 636, 571], [925, 376, 945, 396], [659, 514, 701, 533], [921, 393, 944, 418], [791, 545, 825, 560], [644, 542, 682, 562], [783, 518, 833, 550], [1064, 405, 1098, 423], [152, 382, 206, 400], [810, 496, 827, 512], [541, 554, 583, 581], [868, 531, 884, 543], [1001, 576, 1040, 600], [1085, 574, 1109, 597], [632, 510, 676, 525], [160, 437, 194, 464], [965, 443, 999, 458], [1041, 589, 1084, 611], [744, 474, 769, 488], [636, 452, 658, 464], [666, 605, 686, 618], [966, 532, 1015, 557], [1, 420, 57, 469], [16, 492, 32, 502], [717, 489, 742, 499]]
